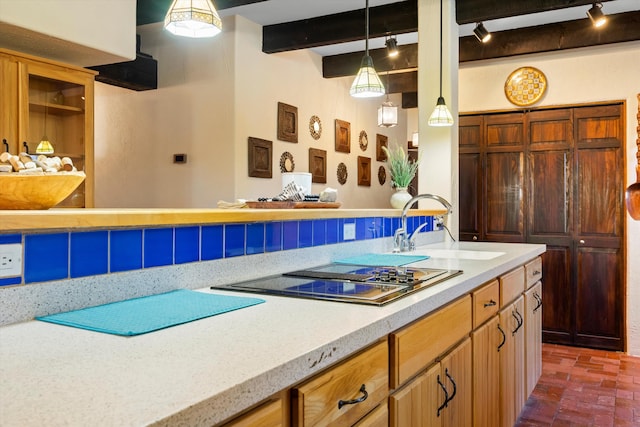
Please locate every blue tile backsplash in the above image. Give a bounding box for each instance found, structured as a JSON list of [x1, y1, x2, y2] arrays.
[[5, 215, 434, 285]]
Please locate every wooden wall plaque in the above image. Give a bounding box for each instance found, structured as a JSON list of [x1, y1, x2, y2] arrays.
[[248, 137, 272, 178]]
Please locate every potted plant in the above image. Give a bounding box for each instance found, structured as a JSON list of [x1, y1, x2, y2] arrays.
[[381, 143, 421, 208]]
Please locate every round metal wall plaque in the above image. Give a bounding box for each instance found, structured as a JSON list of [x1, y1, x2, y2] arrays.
[[279, 151, 295, 173], [504, 66, 547, 107], [359, 130, 368, 151], [309, 115, 322, 140], [378, 165, 386, 185], [337, 162, 348, 185]]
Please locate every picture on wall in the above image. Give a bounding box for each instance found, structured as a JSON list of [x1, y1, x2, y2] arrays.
[[248, 137, 272, 178], [357, 156, 371, 186], [309, 148, 327, 183], [376, 134, 388, 161], [335, 119, 351, 153], [277, 102, 298, 143]]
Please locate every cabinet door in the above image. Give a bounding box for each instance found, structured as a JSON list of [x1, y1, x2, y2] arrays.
[[499, 296, 525, 427], [0, 53, 20, 152], [354, 401, 388, 427], [389, 369, 432, 427], [459, 115, 483, 242], [440, 338, 472, 427], [524, 282, 543, 398], [472, 317, 500, 427], [485, 151, 525, 242]]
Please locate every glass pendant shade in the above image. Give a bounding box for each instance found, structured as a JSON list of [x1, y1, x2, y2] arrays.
[[36, 137, 54, 155], [164, 0, 222, 38], [350, 56, 385, 98], [378, 100, 398, 127], [428, 96, 454, 127]]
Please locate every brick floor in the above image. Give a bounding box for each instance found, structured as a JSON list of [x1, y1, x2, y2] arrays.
[[516, 343, 640, 426]]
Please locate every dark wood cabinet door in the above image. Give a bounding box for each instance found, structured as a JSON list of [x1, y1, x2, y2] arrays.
[[485, 151, 525, 242], [459, 115, 483, 241]]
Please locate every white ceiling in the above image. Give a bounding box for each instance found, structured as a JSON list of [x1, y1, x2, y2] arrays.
[[217, 0, 640, 56]]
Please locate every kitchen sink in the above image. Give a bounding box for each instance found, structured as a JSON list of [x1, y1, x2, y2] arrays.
[[210, 263, 462, 306]]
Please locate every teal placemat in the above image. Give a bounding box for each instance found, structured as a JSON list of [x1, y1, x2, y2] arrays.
[[334, 253, 429, 267], [36, 290, 265, 336]]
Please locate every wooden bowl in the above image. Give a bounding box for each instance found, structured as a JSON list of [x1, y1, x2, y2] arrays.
[[0, 172, 85, 210]]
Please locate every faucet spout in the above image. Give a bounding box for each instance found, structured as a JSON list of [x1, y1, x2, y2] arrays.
[[393, 194, 453, 252]]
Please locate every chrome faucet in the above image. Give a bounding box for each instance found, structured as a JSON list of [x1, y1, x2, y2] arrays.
[[393, 194, 454, 252]]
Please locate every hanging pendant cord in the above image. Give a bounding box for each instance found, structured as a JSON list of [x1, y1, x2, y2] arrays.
[[365, 0, 370, 55], [438, 0, 443, 97]]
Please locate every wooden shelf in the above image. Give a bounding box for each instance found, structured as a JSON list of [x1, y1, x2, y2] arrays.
[[29, 101, 84, 116]]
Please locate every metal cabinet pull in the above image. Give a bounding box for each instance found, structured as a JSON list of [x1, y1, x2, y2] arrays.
[[511, 311, 520, 335], [497, 324, 506, 352], [445, 368, 457, 405], [533, 270, 541, 276], [337, 384, 368, 409], [513, 308, 524, 334], [484, 299, 497, 308], [533, 292, 543, 312], [473, 236, 478, 241], [436, 375, 449, 417]]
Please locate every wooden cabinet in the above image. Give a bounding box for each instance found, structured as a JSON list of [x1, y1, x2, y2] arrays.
[[223, 396, 286, 427], [291, 340, 388, 426], [471, 316, 501, 427], [460, 104, 625, 351], [389, 338, 472, 427], [524, 281, 543, 398], [471, 279, 499, 328], [353, 402, 388, 427], [0, 48, 96, 207], [499, 295, 526, 427]]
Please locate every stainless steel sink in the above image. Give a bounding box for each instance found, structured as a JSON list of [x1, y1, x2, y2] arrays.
[[210, 263, 462, 306]]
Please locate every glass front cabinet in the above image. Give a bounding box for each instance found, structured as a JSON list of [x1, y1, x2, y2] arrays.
[[0, 48, 96, 207]]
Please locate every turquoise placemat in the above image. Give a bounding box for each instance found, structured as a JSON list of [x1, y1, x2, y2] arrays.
[[36, 290, 265, 336], [334, 253, 429, 267]]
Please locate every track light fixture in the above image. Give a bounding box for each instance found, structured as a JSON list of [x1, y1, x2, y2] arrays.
[[587, 3, 607, 28], [386, 36, 399, 58], [473, 22, 492, 43]]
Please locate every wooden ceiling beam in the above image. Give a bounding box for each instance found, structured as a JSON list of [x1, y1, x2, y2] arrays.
[[322, 43, 418, 78], [460, 11, 640, 62], [455, 0, 615, 25], [262, 0, 417, 53]]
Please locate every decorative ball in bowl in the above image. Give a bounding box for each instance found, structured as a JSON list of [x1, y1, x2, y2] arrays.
[[0, 172, 86, 210]]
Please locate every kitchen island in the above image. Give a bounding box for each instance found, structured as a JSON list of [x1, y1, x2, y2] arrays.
[[0, 240, 544, 426]]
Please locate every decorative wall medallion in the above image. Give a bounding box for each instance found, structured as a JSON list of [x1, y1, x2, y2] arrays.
[[376, 134, 388, 161], [309, 148, 327, 183], [337, 162, 348, 185], [309, 115, 322, 140], [279, 151, 295, 173], [277, 102, 298, 143], [248, 137, 272, 178], [335, 119, 351, 153], [504, 66, 548, 107], [359, 130, 368, 151], [378, 165, 386, 185], [357, 156, 371, 187]]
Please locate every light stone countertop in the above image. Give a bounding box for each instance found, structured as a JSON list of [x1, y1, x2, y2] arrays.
[[0, 241, 545, 427]]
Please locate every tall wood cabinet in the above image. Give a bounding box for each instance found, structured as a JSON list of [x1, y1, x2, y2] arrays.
[[459, 104, 625, 351], [0, 48, 96, 207]]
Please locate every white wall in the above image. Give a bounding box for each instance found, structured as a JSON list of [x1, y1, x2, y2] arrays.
[[94, 15, 407, 208], [459, 41, 640, 355]]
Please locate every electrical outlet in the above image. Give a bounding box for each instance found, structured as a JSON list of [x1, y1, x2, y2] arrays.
[[343, 223, 356, 240], [0, 243, 23, 278]]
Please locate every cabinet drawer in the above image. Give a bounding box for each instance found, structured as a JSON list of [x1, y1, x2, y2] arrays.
[[472, 280, 499, 328], [223, 397, 284, 427], [353, 401, 389, 427], [292, 340, 388, 426], [525, 257, 542, 289], [500, 267, 525, 307], [389, 295, 472, 388]]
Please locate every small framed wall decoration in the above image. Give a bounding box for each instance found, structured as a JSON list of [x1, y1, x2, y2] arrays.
[[376, 134, 388, 161], [504, 66, 547, 107], [359, 130, 368, 151], [335, 119, 351, 153], [248, 137, 272, 178], [277, 102, 298, 143], [309, 115, 322, 140], [309, 148, 327, 183], [378, 165, 386, 186], [337, 162, 348, 185], [357, 156, 371, 186], [279, 151, 295, 173]]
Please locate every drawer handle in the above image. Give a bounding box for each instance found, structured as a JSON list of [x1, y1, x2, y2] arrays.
[[533, 292, 543, 312], [436, 375, 449, 417], [533, 270, 541, 276], [484, 299, 497, 308], [445, 368, 457, 405], [338, 384, 368, 409], [497, 324, 506, 352]]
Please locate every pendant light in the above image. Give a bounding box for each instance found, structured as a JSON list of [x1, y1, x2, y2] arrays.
[[378, 72, 398, 127], [36, 95, 54, 155], [350, 0, 385, 98], [428, 0, 454, 127], [164, 0, 222, 38]]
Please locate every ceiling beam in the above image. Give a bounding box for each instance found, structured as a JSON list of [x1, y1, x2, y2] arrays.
[[262, 0, 417, 53], [322, 44, 418, 78], [136, 0, 270, 26], [460, 11, 640, 62], [455, 0, 614, 25]]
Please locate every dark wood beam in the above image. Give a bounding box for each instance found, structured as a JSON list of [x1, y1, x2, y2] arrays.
[[460, 11, 640, 62], [387, 71, 417, 94], [402, 92, 418, 109], [455, 0, 615, 25], [136, 0, 270, 26], [323, 43, 418, 78], [262, 0, 417, 53]]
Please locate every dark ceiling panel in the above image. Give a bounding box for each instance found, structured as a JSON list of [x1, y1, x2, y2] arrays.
[[136, 0, 270, 26], [455, 0, 615, 25], [262, 0, 417, 53]]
